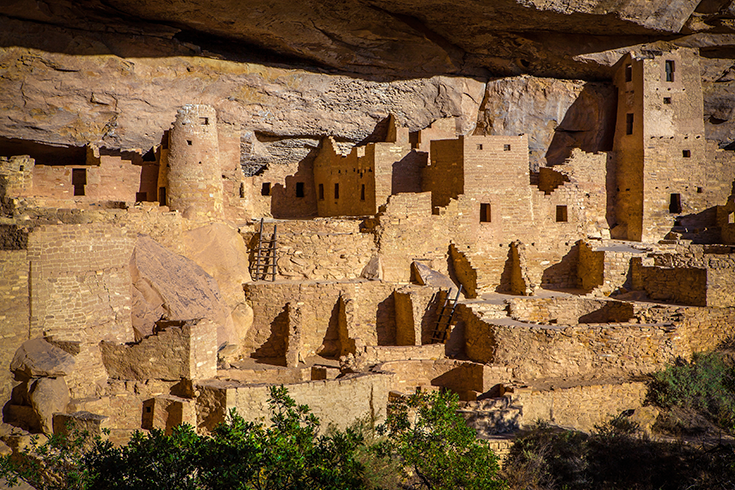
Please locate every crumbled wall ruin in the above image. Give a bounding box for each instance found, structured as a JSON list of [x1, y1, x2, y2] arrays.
[[1, 43, 735, 451]]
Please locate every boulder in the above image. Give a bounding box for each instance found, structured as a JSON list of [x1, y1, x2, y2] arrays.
[[29, 377, 70, 434], [10, 338, 75, 379], [182, 223, 252, 308], [129, 236, 238, 350], [411, 261, 458, 295]]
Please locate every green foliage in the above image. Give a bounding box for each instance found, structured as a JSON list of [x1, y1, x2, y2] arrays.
[[0, 386, 367, 490], [375, 389, 506, 490], [0, 428, 94, 490], [503, 418, 735, 490], [649, 352, 735, 432]]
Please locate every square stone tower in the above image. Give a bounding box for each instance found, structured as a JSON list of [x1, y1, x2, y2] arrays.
[[612, 46, 705, 242]]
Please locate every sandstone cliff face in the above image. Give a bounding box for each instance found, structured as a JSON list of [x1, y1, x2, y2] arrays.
[[2, 1, 735, 170]]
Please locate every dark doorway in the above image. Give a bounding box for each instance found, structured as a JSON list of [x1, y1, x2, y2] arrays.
[[72, 168, 86, 196]]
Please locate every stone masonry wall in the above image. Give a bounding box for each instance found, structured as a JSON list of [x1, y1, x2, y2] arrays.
[[28, 224, 134, 342], [508, 297, 635, 326], [515, 381, 647, 431], [27, 223, 135, 399], [631, 258, 708, 306], [0, 155, 34, 200], [100, 320, 217, 381], [460, 300, 684, 380], [247, 218, 377, 281], [196, 372, 391, 432], [0, 250, 28, 404], [379, 359, 511, 397], [373, 192, 453, 283], [242, 280, 401, 360], [166, 104, 224, 220]]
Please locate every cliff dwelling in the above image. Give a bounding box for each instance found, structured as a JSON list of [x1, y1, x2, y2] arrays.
[[2, 8, 735, 466]]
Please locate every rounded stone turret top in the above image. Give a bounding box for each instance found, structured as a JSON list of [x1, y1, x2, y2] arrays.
[[173, 104, 218, 136]]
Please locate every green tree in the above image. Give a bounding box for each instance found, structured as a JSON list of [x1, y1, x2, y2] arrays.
[[375, 389, 506, 490], [1, 386, 367, 490]]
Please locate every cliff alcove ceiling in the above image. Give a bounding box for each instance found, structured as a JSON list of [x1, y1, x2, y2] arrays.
[[3, 0, 735, 158]]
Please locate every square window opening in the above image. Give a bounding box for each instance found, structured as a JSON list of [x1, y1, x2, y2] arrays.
[[697, 187, 703, 194], [200, 117, 209, 125], [476, 144, 483, 150], [625, 113, 634, 135], [683, 149, 691, 158], [295, 182, 305, 198], [261, 182, 271, 196], [504, 144, 511, 151], [556, 205, 568, 222], [669, 193, 682, 214], [663, 97, 672, 105], [480, 203, 491, 223], [186, 140, 192, 146]]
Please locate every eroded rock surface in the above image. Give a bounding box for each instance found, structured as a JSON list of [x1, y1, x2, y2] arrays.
[[129, 236, 238, 350], [10, 338, 75, 379]]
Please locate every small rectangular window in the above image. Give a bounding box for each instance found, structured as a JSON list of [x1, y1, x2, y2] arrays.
[[663, 97, 671, 105], [625, 64, 632, 82], [200, 117, 209, 125], [261, 182, 271, 196], [503, 144, 511, 151], [295, 182, 305, 198], [729, 212, 735, 224], [360, 184, 365, 201], [682, 149, 691, 158], [187, 140, 192, 146], [318, 183, 324, 200], [556, 205, 568, 222], [480, 203, 491, 223], [625, 113, 634, 135], [334, 183, 339, 199], [72, 168, 86, 196], [476, 144, 483, 150], [665, 60, 675, 82], [697, 187, 703, 194], [669, 193, 682, 214]]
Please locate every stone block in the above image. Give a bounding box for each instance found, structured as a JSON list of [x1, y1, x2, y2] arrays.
[[141, 395, 195, 434], [53, 411, 109, 438], [10, 338, 75, 379]]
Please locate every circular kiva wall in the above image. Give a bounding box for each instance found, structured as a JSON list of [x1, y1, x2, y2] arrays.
[[167, 104, 224, 220]]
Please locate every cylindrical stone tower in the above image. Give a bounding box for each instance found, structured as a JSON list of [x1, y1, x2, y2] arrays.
[[166, 104, 224, 220]]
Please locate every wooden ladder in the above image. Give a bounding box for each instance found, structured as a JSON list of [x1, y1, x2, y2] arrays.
[[251, 218, 278, 282], [431, 284, 462, 343]]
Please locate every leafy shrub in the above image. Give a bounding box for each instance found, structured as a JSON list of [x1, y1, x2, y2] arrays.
[[1, 386, 367, 490], [503, 417, 735, 490], [375, 389, 506, 490], [648, 352, 735, 432]]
